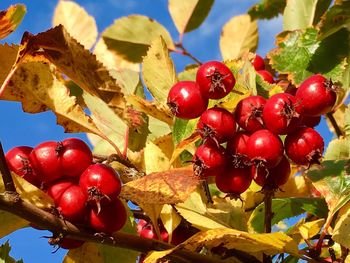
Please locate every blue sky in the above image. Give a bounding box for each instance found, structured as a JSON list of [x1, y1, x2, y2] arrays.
[[0, 0, 335, 262]]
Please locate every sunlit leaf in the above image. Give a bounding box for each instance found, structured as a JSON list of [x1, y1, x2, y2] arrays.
[[53, 0, 98, 49], [144, 140, 171, 174], [220, 14, 258, 60], [0, 44, 18, 86], [0, 4, 26, 40], [248, 0, 285, 20], [333, 205, 350, 249], [120, 166, 200, 205], [170, 133, 200, 164], [275, 175, 313, 198], [0, 211, 28, 239], [326, 104, 347, 136], [0, 241, 23, 263], [299, 219, 325, 241], [63, 242, 103, 263], [142, 37, 177, 103], [283, 0, 319, 31], [324, 138, 350, 160], [172, 118, 198, 146], [178, 65, 198, 81], [103, 15, 174, 63], [160, 204, 182, 237], [168, 0, 214, 34]]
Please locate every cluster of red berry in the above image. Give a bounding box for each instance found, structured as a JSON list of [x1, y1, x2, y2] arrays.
[[5, 138, 126, 249], [167, 56, 337, 196]]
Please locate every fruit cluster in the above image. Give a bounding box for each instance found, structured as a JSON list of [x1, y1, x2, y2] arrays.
[[167, 57, 336, 195], [5, 138, 126, 249]]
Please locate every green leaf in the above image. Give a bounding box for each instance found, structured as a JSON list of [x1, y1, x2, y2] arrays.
[[142, 37, 177, 103], [283, 0, 319, 31], [268, 28, 349, 84], [102, 15, 174, 63], [318, 1, 350, 40], [168, 0, 214, 34], [248, 198, 328, 233], [306, 160, 350, 215], [313, 0, 332, 25], [220, 14, 258, 60], [178, 64, 198, 81], [0, 4, 26, 40], [248, 0, 286, 20], [0, 241, 23, 263], [324, 138, 350, 160], [172, 118, 198, 146]]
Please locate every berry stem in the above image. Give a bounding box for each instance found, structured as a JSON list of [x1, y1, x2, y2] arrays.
[[326, 112, 344, 138], [201, 180, 213, 204], [93, 153, 140, 172], [263, 189, 274, 263], [0, 142, 18, 194], [173, 42, 202, 65]]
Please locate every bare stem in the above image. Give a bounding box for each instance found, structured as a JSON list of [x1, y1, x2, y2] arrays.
[[201, 180, 213, 204], [263, 189, 274, 263], [173, 42, 202, 65], [93, 153, 140, 172], [0, 142, 17, 193], [326, 112, 344, 138]]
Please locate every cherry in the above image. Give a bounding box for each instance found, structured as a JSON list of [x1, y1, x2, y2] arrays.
[[285, 127, 324, 166], [252, 54, 265, 71], [226, 131, 250, 167], [79, 163, 122, 203], [192, 143, 227, 178], [89, 197, 127, 234], [137, 219, 169, 242], [263, 93, 301, 135], [215, 166, 252, 195], [197, 107, 236, 144], [29, 141, 64, 183], [234, 95, 266, 132], [58, 238, 84, 250], [246, 129, 283, 168], [252, 155, 291, 189], [167, 81, 208, 119], [5, 146, 40, 187], [295, 74, 337, 116], [61, 138, 92, 178], [257, 70, 274, 84], [196, 61, 235, 99]]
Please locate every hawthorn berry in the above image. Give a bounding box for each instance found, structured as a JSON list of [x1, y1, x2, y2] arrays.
[[285, 127, 324, 166], [192, 143, 227, 178], [167, 81, 208, 119], [301, 115, 321, 128], [252, 54, 265, 71], [196, 61, 235, 99], [246, 129, 283, 168], [197, 107, 236, 144], [257, 70, 274, 84], [226, 131, 250, 167], [137, 219, 169, 242], [5, 146, 40, 187], [234, 95, 266, 132], [295, 74, 337, 116], [263, 93, 301, 135], [215, 166, 252, 195], [58, 238, 84, 250]]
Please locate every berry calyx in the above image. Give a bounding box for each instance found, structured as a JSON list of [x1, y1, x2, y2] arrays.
[[196, 61, 235, 99], [167, 81, 208, 119], [226, 131, 250, 167], [257, 70, 274, 84], [215, 166, 252, 195]]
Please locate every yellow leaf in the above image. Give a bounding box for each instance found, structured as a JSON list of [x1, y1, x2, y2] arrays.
[[326, 104, 347, 135], [144, 249, 175, 263], [220, 14, 258, 60], [333, 205, 350, 249], [139, 204, 164, 238], [0, 4, 26, 40], [53, 0, 98, 49], [142, 37, 177, 103], [0, 211, 28, 238], [63, 242, 103, 263], [170, 133, 200, 164], [299, 219, 325, 241], [144, 141, 170, 174], [152, 134, 174, 161], [275, 174, 312, 198], [120, 166, 200, 205], [160, 204, 182, 236], [0, 44, 18, 85]]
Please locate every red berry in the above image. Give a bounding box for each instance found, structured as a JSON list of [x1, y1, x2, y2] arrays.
[[226, 131, 250, 167], [252, 155, 291, 188], [167, 81, 208, 119], [57, 238, 84, 250], [235, 95, 266, 132], [257, 70, 274, 84], [6, 146, 40, 187], [295, 74, 337, 116], [79, 164, 122, 202], [215, 166, 252, 195], [246, 129, 283, 168], [197, 107, 236, 144], [89, 197, 127, 234], [252, 54, 265, 71], [61, 138, 92, 178], [196, 61, 235, 99], [48, 182, 87, 223], [263, 93, 301, 135], [192, 143, 227, 178], [137, 220, 169, 242], [301, 115, 321, 128], [285, 127, 324, 166], [29, 141, 64, 183]]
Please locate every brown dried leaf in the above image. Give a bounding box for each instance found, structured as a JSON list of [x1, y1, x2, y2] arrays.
[[0, 44, 18, 85], [0, 4, 26, 40], [120, 166, 200, 205]]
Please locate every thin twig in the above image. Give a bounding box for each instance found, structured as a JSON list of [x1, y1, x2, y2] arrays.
[[326, 112, 344, 138], [263, 189, 274, 263], [173, 42, 202, 65], [201, 180, 213, 204], [0, 142, 17, 193], [93, 153, 140, 172]]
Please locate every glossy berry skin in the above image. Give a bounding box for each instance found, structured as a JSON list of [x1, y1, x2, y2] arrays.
[[89, 197, 127, 234], [59, 238, 84, 250], [215, 166, 252, 195], [6, 146, 40, 187], [226, 131, 250, 167], [79, 163, 122, 201], [61, 138, 92, 178], [295, 74, 337, 116], [263, 93, 301, 135], [196, 61, 235, 99], [252, 155, 291, 189], [246, 129, 283, 168], [167, 81, 208, 119], [193, 143, 227, 178], [257, 70, 274, 84], [252, 54, 265, 71], [235, 95, 266, 132], [137, 220, 169, 242], [197, 107, 236, 144], [29, 141, 63, 183], [285, 127, 324, 166]]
